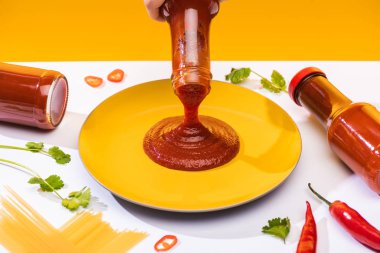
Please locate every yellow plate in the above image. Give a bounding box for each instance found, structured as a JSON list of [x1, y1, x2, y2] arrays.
[[79, 80, 301, 212]]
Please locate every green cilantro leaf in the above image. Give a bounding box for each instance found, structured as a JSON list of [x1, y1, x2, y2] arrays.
[[28, 177, 43, 184], [260, 70, 287, 93], [25, 142, 44, 152], [48, 146, 71, 164], [28, 174, 64, 192], [77, 188, 91, 208], [62, 198, 81, 211], [271, 70, 286, 90], [225, 67, 288, 93], [1, 142, 71, 165], [62, 187, 91, 211], [225, 68, 252, 84], [45, 175, 65, 191], [0, 158, 92, 212], [262, 217, 291, 243], [261, 78, 283, 93]]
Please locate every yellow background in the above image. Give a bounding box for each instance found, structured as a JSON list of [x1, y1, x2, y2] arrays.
[[1, 0, 379, 61]]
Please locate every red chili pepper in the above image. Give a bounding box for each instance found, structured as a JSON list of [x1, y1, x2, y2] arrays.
[[84, 76, 103, 87], [308, 183, 380, 251], [296, 201, 317, 253], [154, 235, 178, 252], [107, 69, 125, 83]]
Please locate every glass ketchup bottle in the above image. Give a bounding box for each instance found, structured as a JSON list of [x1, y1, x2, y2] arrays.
[[289, 67, 380, 193], [161, 0, 219, 124], [0, 63, 68, 129], [143, 0, 239, 171]]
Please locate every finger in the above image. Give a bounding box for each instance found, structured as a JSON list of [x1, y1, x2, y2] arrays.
[[144, 0, 166, 21]]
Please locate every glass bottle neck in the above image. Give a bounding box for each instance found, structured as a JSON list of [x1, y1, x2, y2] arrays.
[[162, 0, 219, 92], [295, 75, 352, 127]]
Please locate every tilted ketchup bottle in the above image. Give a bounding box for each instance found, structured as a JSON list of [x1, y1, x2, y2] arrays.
[[289, 67, 380, 194], [160, 0, 219, 125]]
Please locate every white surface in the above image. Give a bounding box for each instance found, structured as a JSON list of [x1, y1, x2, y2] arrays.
[[0, 61, 380, 252]]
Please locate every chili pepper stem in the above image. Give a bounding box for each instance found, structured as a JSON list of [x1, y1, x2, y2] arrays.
[[308, 183, 332, 206]]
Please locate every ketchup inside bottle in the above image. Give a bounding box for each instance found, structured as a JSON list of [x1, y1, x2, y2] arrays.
[[143, 0, 239, 171]]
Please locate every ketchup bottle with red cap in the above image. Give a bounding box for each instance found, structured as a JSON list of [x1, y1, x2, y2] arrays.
[[289, 67, 380, 194]]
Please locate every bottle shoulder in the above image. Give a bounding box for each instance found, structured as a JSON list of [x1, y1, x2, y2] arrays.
[[327, 102, 377, 128], [327, 102, 378, 133]]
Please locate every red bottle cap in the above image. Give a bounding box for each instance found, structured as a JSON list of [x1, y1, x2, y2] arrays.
[[289, 67, 326, 106]]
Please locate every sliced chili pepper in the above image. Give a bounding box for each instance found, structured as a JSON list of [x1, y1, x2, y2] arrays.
[[154, 235, 178, 252], [308, 183, 380, 251], [296, 201, 317, 253], [84, 76, 103, 87], [107, 69, 124, 82]]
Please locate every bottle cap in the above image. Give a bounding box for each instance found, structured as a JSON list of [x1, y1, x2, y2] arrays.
[[289, 67, 326, 106]]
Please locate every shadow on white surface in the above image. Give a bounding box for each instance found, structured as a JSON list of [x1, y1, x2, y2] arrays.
[[0, 111, 86, 149]]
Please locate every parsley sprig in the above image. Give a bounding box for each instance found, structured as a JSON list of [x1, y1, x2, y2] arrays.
[[0, 157, 90, 211], [28, 175, 64, 193], [62, 187, 91, 211], [0, 158, 65, 199], [0, 142, 71, 164], [225, 68, 287, 93], [262, 217, 291, 243]]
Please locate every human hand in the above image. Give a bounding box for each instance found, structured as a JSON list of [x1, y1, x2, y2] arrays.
[[144, 0, 224, 22], [144, 0, 166, 22]]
